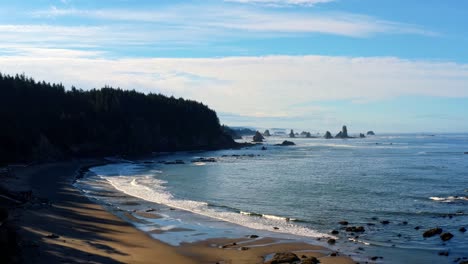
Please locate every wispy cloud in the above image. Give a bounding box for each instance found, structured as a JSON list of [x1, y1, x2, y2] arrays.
[[225, 0, 335, 7]]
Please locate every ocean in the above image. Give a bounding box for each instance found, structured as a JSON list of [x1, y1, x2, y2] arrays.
[[75, 133, 468, 263]]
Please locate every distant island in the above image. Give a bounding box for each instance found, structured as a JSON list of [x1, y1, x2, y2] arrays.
[[0, 73, 237, 165]]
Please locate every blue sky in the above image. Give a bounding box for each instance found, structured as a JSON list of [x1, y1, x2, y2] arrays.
[[1, 0, 468, 132]]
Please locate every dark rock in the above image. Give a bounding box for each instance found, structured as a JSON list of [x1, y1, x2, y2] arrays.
[[331, 230, 339, 235], [438, 251, 449, 256], [301, 255, 307, 259], [345, 226, 365, 233], [359, 133, 366, 138], [46, 234, 59, 239], [370, 256, 383, 261], [239, 246, 249, 251], [301, 257, 320, 264], [191, 157, 216, 163], [339, 221, 349, 225], [330, 252, 338, 257], [440, 232, 454, 241], [273, 227, 279, 230], [145, 208, 156, 212], [367, 131, 375, 136], [335, 125, 349, 138], [423, 227, 443, 238], [289, 130, 296, 138], [248, 235, 259, 239], [263, 130, 271, 137], [275, 140, 295, 146], [459, 227, 466, 233], [265, 252, 300, 264], [414, 226, 421, 230], [380, 220, 390, 225], [402, 221, 408, 225], [261, 146, 267, 151], [327, 238, 336, 245], [253, 131, 265, 142], [464, 152, 468, 154], [324, 131, 333, 139]]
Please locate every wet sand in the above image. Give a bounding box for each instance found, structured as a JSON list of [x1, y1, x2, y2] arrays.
[[1, 160, 355, 264]]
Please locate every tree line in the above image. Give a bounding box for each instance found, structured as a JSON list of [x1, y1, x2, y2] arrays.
[[0, 73, 234, 164]]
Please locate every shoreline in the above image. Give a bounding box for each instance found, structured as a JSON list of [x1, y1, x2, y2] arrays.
[[1, 159, 355, 264]]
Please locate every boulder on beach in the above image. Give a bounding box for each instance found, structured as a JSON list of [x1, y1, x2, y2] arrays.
[[324, 131, 333, 139], [253, 131, 265, 142], [367, 131, 375, 136], [301, 257, 320, 264], [423, 227, 442, 238], [265, 252, 300, 264], [275, 140, 295, 146]]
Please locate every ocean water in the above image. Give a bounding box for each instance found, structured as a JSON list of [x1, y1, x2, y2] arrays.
[[76, 134, 468, 263]]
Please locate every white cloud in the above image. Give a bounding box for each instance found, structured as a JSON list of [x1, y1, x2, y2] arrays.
[[0, 50, 466, 122], [29, 6, 435, 38], [225, 0, 335, 6]]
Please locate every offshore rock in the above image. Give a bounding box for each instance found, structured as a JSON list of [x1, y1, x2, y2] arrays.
[[289, 129, 296, 138], [423, 227, 442, 238], [253, 131, 265, 142], [440, 232, 454, 241], [335, 125, 349, 138], [324, 131, 333, 139], [360, 133, 366, 138], [275, 141, 295, 146], [263, 130, 271, 137], [367, 131, 375, 135]]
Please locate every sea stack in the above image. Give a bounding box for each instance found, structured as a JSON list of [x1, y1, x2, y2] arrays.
[[253, 131, 264, 142], [367, 131, 375, 136], [360, 133, 366, 138], [324, 131, 333, 139], [335, 125, 349, 138], [289, 129, 295, 138], [263, 130, 271, 137]]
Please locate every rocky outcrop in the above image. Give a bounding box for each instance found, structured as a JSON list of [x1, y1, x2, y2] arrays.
[[289, 129, 295, 138], [324, 131, 333, 139], [335, 125, 349, 138], [367, 131, 375, 136], [275, 141, 295, 146], [345, 226, 365, 232], [263, 130, 271, 137], [253, 131, 265, 142], [265, 252, 300, 264], [440, 232, 453, 241], [301, 257, 320, 264], [359, 133, 366, 138], [423, 227, 442, 238], [300, 131, 312, 138]]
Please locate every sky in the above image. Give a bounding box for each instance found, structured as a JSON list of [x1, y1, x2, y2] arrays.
[[1, 0, 468, 133]]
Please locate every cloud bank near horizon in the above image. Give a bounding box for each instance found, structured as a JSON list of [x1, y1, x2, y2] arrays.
[[1, 50, 467, 131]]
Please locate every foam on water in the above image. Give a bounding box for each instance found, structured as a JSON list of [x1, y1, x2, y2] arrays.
[[92, 165, 330, 239], [429, 196, 468, 202]]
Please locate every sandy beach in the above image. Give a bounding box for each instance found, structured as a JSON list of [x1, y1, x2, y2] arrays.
[[1, 160, 355, 264]]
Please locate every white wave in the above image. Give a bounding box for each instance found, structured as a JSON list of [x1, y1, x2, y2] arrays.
[[430, 196, 468, 202], [95, 167, 328, 239]]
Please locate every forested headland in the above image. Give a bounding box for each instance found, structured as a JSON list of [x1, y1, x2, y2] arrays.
[[0, 73, 236, 164]]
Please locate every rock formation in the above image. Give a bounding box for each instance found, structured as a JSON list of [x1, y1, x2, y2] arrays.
[[263, 130, 271, 137], [367, 131, 375, 136], [275, 140, 295, 146], [324, 131, 333, 139], [252, 131, 264, 142], [360, 133, 366, 138], [335, 125, 350, 138], [289, 129, 295, 138]]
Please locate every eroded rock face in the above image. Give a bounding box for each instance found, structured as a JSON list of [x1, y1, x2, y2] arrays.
[[253, 131, 265, 142], [265, 252, 300, 264]]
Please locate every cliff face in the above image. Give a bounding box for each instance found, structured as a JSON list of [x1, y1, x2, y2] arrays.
[[0, 73, 235, 163]]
